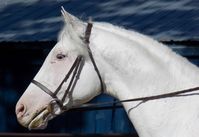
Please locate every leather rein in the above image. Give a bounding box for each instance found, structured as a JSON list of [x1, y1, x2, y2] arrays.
[[32, 21, 199, 113]]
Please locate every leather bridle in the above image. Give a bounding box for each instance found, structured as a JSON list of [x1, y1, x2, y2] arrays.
[[31, 22, 105, 114], [31, 21, 199, 114], [32, 55, 85, 111]]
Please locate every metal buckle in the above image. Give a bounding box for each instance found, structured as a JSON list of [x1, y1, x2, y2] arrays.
[[47, 99, 62, 116]]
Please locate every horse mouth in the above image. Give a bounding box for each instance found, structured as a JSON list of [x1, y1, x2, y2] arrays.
[[28, 108, 53, 130]]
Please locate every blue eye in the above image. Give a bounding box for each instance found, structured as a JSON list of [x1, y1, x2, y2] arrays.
[[56, 54, 66, 60]]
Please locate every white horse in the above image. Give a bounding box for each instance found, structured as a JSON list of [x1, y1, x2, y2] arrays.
[[16, 8, 199, 137]]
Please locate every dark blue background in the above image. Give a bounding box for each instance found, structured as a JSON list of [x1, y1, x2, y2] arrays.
[[0, 0, 198, 134]]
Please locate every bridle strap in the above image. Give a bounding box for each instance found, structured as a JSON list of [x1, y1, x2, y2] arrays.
[[73, 86, 199, 110], [54, 56, 82, 96], [61, 56, 84, 103], [31, 21, 199, 113], [32, 80, 56, 98], [84, 22, 105, 93], [31, 56, 84, 110], [30, 21, 105, 111]]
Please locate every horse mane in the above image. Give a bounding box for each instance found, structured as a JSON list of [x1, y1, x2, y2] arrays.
[[94, 22, 175, 60], [57, 20, 199, 81], [93, 22, 199, 82]]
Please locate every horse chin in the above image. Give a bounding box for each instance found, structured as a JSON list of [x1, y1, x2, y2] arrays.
[[28, 109, 54, 130]]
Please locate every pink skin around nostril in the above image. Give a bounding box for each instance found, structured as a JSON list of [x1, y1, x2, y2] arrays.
[[16, 104, 26, 118]]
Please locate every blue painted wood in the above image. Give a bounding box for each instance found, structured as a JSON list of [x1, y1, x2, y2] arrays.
[[80, 111, 96, 133], [95, 95, 113, 133], [113, 108, 134, 133]]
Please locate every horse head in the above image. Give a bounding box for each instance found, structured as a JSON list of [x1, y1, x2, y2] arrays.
[[15, 7, 102, 129]]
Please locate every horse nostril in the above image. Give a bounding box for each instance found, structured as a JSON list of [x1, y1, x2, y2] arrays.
[[16, 103, 26, 118]]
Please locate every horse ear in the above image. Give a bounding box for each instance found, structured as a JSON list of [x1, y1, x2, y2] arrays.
[[61, 6, 83, 31], [60, 6, 85, 43]]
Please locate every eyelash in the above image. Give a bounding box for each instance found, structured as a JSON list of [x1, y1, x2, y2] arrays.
[[56, 53, 66, 60]]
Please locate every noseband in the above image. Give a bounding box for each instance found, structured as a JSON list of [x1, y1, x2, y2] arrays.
[[32, 56, 85, 110], [31, 22, 104, 113]]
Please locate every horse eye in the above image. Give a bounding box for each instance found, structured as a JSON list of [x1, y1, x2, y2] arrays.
[[56, 54, 66, 60]]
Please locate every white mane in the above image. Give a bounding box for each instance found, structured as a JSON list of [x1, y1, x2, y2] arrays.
[[57, 20, 199, 97], [89, 22, 199, 137], [95, 22, 188, 65], [93, 22, 199, 86], [56, 20, 199, 137]]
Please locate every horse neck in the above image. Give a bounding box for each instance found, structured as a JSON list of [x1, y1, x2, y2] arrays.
[[91, 23, 199, 137], [92, 22, 199, 97]]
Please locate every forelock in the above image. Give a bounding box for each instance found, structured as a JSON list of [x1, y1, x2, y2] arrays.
[[57, 24, 87, 56]]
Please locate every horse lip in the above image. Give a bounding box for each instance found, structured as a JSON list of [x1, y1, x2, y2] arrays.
[[28, 108, 51, 130]]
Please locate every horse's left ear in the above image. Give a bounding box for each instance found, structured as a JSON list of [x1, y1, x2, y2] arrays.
[[61, 6, 84, 33]]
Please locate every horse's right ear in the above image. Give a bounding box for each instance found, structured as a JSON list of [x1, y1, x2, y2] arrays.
[[61, 6, 84, 38], [61, 6, 83, 31]]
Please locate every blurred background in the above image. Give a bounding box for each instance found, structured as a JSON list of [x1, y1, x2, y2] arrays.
[[0, 0, 198, 135]]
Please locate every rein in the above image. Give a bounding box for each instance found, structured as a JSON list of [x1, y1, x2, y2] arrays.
[[32, 21, 199, 113], [73, 86, 199, 111]]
